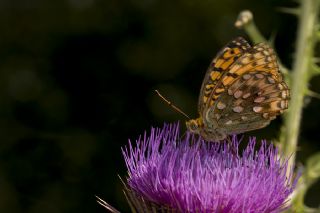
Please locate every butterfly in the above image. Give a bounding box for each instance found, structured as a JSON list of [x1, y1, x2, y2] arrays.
[[185, 37, 289, 141]]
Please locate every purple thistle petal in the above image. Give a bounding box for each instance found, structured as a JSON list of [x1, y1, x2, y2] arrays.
[[123, 123, 299, 213]]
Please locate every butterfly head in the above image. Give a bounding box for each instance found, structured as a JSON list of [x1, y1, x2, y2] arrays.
[[186, 118, 203, 134], [186, 117, 227, 141]]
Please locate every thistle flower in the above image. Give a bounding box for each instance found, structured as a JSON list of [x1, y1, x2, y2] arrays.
[[120, 123, 299, 213]]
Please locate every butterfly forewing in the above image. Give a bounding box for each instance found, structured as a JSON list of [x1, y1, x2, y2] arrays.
[[221, 43, 283, 86], [198, 37, 251, 113]]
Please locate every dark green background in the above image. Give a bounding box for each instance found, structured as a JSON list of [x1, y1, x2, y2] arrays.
[[0, 0, 319, 212]]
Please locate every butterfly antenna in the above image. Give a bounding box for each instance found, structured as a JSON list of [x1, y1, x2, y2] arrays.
[[154, 90, 190, 119]]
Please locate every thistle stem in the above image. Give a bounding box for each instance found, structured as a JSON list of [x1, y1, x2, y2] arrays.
[[283, 0, 320, 168]]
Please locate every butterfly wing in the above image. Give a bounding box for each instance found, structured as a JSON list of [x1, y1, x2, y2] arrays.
[[198, 37, 251, 114], [217, 43, 283, 87], [204, 43, 289, 134]]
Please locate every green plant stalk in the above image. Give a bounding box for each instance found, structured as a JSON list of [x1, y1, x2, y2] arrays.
[[242, 20, 266, 43], [283, 0, 320, 168]]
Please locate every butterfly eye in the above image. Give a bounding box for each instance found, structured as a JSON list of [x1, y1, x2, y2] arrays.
[[186, 120, 199, 132], [190, 122, 198, 131]]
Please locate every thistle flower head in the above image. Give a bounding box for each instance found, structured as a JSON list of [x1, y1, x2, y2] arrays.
[[122, 123, 299, 213]]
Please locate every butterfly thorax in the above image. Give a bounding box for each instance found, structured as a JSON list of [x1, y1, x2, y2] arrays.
[[186, 117, 227, 142]]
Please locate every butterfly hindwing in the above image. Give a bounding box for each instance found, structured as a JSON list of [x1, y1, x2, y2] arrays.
[[207, 70, 289, 134]]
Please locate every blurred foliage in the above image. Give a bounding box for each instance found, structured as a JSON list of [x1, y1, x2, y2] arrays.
[[0, 0, 319, 212]]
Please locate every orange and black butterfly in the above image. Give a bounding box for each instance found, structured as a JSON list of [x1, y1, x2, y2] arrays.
[[185, 37, 289, 141]]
